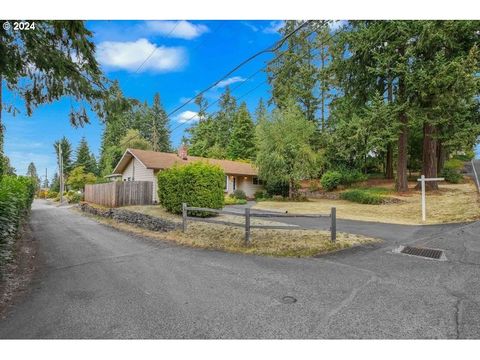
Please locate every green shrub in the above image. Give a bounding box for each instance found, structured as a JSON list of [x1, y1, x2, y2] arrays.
[[254, 190, 269, 201], [224, 196, 237, 205], [233, 189, 247, 200], [224, 196, 248, 205], [157, 161, 225, 216], [0, 176, 35, 275], [444, 159, 464, 171], [321, 171, 342, 191], [340, 189, 384, 205], [66, 192, 83, 203], [441, 168, 463, 184], [339, 169, 368, 186], [47, 190, 58, 199]]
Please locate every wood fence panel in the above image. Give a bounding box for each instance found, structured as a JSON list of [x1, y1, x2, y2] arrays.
[[85, 181, 153, 207]]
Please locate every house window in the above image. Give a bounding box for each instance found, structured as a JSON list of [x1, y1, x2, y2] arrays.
[[252, 176, 264, 185]]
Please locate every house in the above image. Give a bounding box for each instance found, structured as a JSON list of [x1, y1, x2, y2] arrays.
[[111, 146, 264, 202]]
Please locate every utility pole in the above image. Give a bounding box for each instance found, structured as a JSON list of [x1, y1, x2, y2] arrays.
[[58, 143, 64, 204]]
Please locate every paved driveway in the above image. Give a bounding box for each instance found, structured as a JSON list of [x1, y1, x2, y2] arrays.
[[0, 200, 479, 339]]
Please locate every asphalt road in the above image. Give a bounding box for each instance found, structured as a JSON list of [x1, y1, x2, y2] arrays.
[[1, 200, 480, 339]]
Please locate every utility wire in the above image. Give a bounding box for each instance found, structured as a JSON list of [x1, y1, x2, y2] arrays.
[[165, 20, 313, 119], [170, 21, 340, 132], [133, 21, 181, 74], [119, 20, 341, 148]]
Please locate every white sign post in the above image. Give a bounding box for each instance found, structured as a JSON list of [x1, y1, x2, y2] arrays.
[[417, 175, 445, 222]]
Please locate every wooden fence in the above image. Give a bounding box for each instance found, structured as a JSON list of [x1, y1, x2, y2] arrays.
[[181, 203, 336, 244], [84, 181, 153, 207]]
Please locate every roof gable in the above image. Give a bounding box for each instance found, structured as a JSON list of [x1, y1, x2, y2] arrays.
[[113, 148, 258, 176]]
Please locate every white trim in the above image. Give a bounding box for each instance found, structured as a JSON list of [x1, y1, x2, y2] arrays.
[[112, 148, 148, 174], [224, 175, 229, 192]]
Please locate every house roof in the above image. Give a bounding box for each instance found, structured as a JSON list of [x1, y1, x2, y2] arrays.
[[113, 148, 258, 176]]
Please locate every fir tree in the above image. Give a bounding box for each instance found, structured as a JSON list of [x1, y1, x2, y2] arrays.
[[74, 137, 97, 175], [227, 103, 256, 160]]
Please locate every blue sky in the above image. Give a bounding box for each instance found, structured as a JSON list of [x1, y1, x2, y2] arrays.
[[3, 20, 479, 181], [3, 20, 284, 180]]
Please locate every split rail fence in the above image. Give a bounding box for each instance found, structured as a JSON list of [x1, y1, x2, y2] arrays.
[[181, 203, 336, 244]]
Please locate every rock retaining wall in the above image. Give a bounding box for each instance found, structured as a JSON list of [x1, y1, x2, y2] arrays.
[[79, 202, 177, 232]]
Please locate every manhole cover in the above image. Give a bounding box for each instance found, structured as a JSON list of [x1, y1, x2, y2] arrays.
[[281, 296, 297, 304], [397, 245, 446, 260]]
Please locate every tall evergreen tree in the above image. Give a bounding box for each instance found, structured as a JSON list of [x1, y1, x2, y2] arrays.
[[26, 162, 40, 191], [227, 103, 256, 160], [213, 86, 237, 150], [74, 137, 97, 175], [150, 93, 171, 152], [99, 81, 132, 175], [267, 21, 319, 123], [254, 98, 268, 125]]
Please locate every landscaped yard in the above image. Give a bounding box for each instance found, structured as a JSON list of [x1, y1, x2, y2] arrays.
[[90, 205, 379, 257], [254, 180, 480, 225]]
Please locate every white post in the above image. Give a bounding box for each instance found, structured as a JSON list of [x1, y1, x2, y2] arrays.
[[417, 175, 444, 223], [420, 174, 426, 222]]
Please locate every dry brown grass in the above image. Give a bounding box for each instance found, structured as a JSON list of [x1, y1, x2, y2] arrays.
[[255, 180, 480, 225], [79, 206, 379, 257]]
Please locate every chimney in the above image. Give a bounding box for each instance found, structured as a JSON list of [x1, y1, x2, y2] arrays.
[[178, 144, 188, 160]]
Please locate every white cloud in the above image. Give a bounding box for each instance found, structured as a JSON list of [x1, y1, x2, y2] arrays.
[[176, 110, 200, 123], [97, 38, 187, 73], [263, 21, 285, 34], [144, 21, 209, 40], [215, 76, 246, 89]]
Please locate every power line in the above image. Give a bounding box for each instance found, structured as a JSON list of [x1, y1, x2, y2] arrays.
[[171, 21, 340, 132], [165, 20, 313, 119], [133, 21, 181, 74], [118, 20, 340, 149]]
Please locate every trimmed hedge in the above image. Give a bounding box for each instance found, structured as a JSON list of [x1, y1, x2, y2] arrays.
[[0, 176, 35, 274], [157, 161, 225, 216], [340, 189, 384, 205]]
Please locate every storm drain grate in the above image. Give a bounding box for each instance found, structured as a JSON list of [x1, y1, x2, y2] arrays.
[[400, 246, 443, 259]]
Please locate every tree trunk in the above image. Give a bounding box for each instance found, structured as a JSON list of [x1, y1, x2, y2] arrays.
[[437, 140, 446, 175], [385, 144, 394, 179], [288, 178, 295, 199], [385, 77, 394, 179], [416, 122, 438, 191], [395, 77, 409, 192], [396, 113, 409, 192]]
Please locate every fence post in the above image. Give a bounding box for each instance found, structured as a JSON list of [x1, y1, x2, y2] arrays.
[[245, 207, 251, 245], [330, 207, 336, 242], [182, 203, 187, 233]]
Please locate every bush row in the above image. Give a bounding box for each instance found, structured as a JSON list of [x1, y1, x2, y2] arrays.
[[0, 176, 35, 274]]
